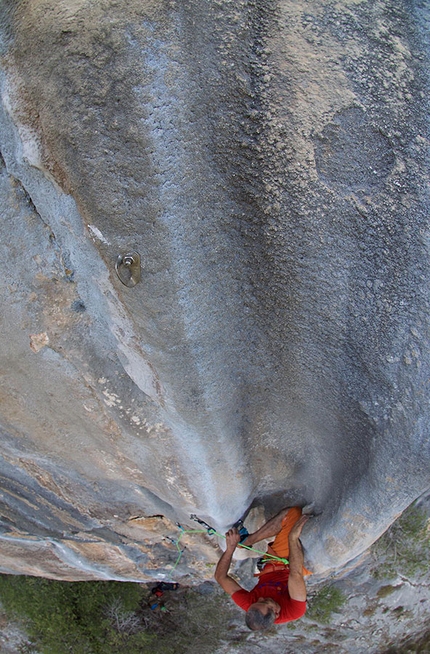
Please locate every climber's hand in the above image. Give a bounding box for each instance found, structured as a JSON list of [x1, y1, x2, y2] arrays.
[[225, 527, 241, 551], [289, 515, 309, 543]]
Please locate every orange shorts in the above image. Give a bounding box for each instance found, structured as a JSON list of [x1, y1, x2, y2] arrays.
[[262, 506, 312, 576]]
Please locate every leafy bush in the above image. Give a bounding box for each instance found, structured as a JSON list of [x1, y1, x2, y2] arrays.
[[133, 585, 236, 654], [0, 575, 153, 653], [0, 576, 237, 654], [372, 503, 429, 580], [306, 585, 345, 624]]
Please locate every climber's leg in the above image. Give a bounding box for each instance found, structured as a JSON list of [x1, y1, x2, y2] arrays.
[[266, 506, 303, 560], [241, 506, 299, 548]]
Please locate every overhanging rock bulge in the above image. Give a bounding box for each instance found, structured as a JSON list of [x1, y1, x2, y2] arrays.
[[0, 0, 429, 581]]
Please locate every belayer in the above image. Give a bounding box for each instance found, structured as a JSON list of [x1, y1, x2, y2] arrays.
[[214, 506, 311, 631]]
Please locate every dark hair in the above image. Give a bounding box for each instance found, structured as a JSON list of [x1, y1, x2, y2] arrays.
[[245, 607, 276, 631]]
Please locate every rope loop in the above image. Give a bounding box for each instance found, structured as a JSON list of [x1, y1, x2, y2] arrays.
[[167, 523, 289, 577]]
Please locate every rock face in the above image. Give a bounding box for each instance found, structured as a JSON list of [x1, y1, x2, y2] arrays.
[[0, 0, 429, 581]]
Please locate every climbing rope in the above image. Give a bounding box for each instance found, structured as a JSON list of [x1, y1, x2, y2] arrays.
[[167, 517, 289, 576]]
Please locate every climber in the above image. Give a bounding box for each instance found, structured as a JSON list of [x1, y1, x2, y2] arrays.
[[214, 507, 310, 631]]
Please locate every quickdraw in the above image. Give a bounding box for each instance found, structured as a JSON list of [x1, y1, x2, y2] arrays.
[[189, 514, 217, 535], [165, 514, 289, 578]]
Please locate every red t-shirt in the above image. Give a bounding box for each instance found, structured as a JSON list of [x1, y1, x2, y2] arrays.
[[231, 569, 306, 623]]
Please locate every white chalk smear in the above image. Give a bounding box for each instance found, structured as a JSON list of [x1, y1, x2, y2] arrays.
[[88, 224, 110, 245]]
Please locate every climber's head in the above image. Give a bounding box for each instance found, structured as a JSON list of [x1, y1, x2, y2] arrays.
[[245, 597, 280, 631]]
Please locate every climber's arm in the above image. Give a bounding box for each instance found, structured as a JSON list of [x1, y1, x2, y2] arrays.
[[287, 515, 309, 602], [214, 528, 243, 595]]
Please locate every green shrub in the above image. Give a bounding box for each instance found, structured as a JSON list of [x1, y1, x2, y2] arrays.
[[372, 504, 429, 580], [306, 585, 346, 624], [0, 575, 237, 654], [0, 575, 153, 653]]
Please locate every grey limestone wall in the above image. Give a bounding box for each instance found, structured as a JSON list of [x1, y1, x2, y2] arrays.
[[0, 0, 429, 580]]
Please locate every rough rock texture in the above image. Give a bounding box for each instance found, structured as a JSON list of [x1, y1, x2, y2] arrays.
[[0, 0, 429, 581], [0, 495, 429, 653]]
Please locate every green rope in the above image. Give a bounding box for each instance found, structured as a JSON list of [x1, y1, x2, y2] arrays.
[[169, 528, 207, 574], [168, 525, 289, 576]]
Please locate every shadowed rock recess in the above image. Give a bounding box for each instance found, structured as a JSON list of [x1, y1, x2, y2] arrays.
[[0, 0, 428, 582]]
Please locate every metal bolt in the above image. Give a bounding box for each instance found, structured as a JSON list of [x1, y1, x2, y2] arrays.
[[115, 251, 141, 287]]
